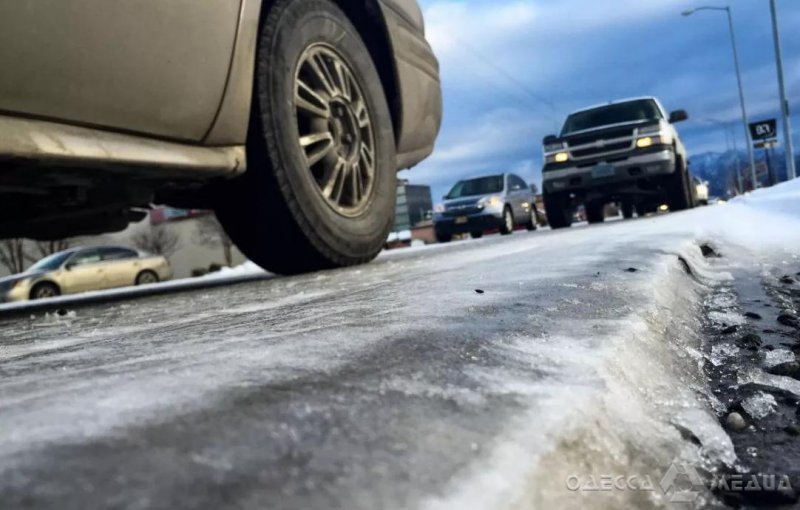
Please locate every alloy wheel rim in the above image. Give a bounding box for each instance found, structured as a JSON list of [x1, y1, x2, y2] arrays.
[[36, 287, 55, 299], [140, 273, 156, 284], [294, 44, 376, 217], [505, 210, 513, 231]]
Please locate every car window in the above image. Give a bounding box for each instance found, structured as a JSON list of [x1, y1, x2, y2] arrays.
[[27, 251, 75, 273], [562, 99, 662, 135], [509, 175, 527, 191], [69, 249, 103, 267], [100, 247, 139, 261]]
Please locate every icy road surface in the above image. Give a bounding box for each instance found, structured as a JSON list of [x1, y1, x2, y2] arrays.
[[2, 182, 800, 510]]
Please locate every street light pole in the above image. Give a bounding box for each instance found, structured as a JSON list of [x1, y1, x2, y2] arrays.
[[769, 0, 796, 180], [683, 6, 758, 190]]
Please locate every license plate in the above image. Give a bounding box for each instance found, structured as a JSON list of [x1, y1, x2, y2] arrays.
[[455, 216, 468, 224], [592, 164, 615, 178]]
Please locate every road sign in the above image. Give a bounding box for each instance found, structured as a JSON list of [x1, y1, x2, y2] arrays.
[[754, 139, 778, 150], [749, 119, 777, 141]]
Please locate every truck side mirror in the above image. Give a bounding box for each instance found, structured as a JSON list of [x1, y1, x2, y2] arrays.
[[669, 110, 688, 123]]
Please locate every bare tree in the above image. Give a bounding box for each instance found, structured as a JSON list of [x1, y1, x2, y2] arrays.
[[194, 214, 234, 267], [0, 239, 32, 274], [132, 225, 180, 257], [32, 239, 71, 259]]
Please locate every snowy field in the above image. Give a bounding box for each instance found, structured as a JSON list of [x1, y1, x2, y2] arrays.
[[1, 180, 799, 509]]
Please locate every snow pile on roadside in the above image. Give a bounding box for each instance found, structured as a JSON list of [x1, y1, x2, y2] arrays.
[[199, 261, 268, 280]]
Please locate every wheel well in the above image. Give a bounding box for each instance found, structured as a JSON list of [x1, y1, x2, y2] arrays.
[[30, 281, 60, 297], [258, 0, 401, 141]]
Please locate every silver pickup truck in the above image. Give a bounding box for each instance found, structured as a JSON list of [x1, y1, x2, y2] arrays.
[[541, 97, 695, 228]]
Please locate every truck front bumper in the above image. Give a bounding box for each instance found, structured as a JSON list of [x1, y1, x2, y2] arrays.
[[543, 149, 676, 195]]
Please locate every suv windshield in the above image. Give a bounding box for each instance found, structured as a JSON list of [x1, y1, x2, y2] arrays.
[[27, 251, 74, 273], [447, 176, 504, 199], [561, 99, 661, 135]]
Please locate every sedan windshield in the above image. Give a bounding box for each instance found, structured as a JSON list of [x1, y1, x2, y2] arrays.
[[561, 99, 662, 135], [27, 251, 74, 273], [447, 176, 504, 199]]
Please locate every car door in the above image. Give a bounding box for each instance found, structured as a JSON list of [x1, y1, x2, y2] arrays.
[[0, 1, 242, 141], [61, 249, 107, 294], [99, 247, 140, 288], [507, 175, 530, 221]]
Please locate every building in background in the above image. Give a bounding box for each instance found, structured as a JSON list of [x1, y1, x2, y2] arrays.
[[394, 181, 433, 232]]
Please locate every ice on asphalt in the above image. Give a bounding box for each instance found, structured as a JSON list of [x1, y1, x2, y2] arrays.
[[1, 179, 800, 509]]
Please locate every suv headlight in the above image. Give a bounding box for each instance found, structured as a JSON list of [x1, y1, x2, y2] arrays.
[[434, 204, 445, 214], [478, 196, 503, 209]]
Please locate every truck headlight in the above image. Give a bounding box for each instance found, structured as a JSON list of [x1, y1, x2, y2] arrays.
[[636, 137, 655, 148], [554, 152, 569, 163], [434, 204, 445, 213]]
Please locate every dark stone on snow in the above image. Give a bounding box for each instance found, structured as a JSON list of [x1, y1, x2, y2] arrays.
[[778, 313, 800, 329], [625, 267, 638, 273], [745, 312, 763, 320], [56, 309, 68, 317], [700, 244, 720, 258], [722, 325, 739, 335], [736, 333, 763, 351], [781, 275, 796, 285], [767, 362, 800, 379], [474, 289, 485, 294]]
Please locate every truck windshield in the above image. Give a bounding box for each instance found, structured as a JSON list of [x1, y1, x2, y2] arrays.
[[447, 176, 504, 199], [562, 100, 661, 135]]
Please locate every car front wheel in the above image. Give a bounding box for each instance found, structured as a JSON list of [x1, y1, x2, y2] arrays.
[[499, 207, 514, 235], [214, 0, 396, 275]]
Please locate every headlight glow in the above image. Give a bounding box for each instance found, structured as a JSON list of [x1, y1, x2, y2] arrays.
[[636, 137, 654, 148], [478, 195, 503, 208], [554, 152, 569, 163]]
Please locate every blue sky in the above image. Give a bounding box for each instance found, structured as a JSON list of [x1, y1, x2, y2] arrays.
[[406, 0, 800, 201]]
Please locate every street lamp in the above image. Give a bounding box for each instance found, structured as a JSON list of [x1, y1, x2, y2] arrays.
[[682, 6, 758, 190], [769, 0, 796, 180]]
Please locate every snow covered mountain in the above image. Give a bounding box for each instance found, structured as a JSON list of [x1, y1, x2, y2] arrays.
[[689, 149, 799, 197]]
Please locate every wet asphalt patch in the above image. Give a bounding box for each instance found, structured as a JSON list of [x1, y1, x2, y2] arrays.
[[702, 265, 800, 508]]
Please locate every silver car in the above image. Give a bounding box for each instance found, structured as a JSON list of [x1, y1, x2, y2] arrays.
[[433, 173, 538, 242], [0, 1, 442, 275]]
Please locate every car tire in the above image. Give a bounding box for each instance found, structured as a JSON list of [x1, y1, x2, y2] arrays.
[[525, 208, 538, 231], [499, 207, 514, 236], [135, 270, 160, 286], [470, 231, 484, 239], [544, 192, 573, 229], [213, 0, 396, 275], [436, 231, 452, 243], [621, 201, 634, 219], [29, 282, 60, 301], [667, 156, 691, 212], [586, 202, 605, 224]]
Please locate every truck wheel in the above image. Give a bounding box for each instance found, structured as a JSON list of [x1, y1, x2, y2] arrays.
[[213, 0, 396, 275], [621, 201, 634, 219], [586, 202, 605, 224], [667, 157, 691, 212], [544, 192, 573, 229], [499, 207, 514, 235]]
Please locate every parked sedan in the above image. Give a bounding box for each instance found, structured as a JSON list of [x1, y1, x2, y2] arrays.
[[0, 0, 442, 275], [0, 247, 172, 302], [433, 173, 538, 243]]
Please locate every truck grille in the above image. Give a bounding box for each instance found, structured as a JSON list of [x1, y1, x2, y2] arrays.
[[565, 127, 635, 160]]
